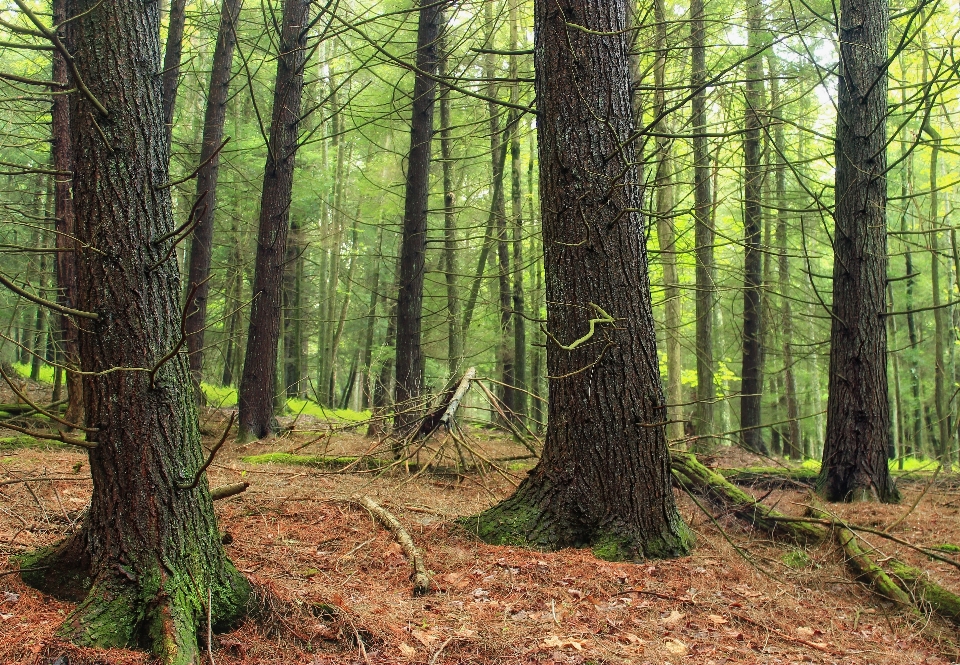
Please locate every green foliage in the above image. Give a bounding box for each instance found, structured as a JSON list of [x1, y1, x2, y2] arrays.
[[241, 452, 386, 469], [781, 549, 812, 569], [12, 363, 55, 385], [0, 435, 59, 450]]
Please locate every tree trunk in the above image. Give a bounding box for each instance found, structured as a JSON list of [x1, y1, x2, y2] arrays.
[[652, 0, 683, 443], [161, 0, 187, 152], [237, 0, 311, 440], [439, 37, 461, 379], [183, 0, 242, 392], [52, 0, 83, 426], [819, 0, 897, 502], [691, 0, 715, 443], [394, 0, 441, 431], [468, 0, 691, 560], [360, 230, 383, 409], [282, 215, 305, 397], [20, 2, 249, 662], [509, 0, 527, 421], [740, 7, 765, 455], [769, 56, 802, 459]]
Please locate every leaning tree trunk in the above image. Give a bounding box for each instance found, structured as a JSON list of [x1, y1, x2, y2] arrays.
[[20, 2, 250, 663], [394, 0, 442, 431], [819, 0, 897, 502], [469, 0, 691, 560], [739, 5, 766, 455], [237, 0, 311, 440], [691, 0, 715, 445], [51, 0, 83, 426], [183, 0, 242, 392]]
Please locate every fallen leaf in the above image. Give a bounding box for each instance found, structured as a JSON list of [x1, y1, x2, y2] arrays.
[[411, 629, 437, 647], [622, 633, 645, 645], [661, 610, 686, 625], [663, 638, 688, 656], [707, 614, 728, 625], [541, 635, 585, 651], [2, 592, 19, 604], [398, 642, 416, 658], [796, 626, 815, 637]]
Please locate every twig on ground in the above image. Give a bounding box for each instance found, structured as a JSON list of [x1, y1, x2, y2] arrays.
[[352, 494, 431, 595]]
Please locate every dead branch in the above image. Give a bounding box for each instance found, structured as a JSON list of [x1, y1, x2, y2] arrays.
[[211, 482, 249, 501], [352, 494, 431, 596]]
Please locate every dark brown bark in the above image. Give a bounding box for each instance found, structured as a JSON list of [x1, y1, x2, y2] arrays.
[[161, 0, 187, 151], [237, 0, 311, 440], [183, 0, 242, 391], [819, 0, 898, 502], [20, 2, 249, 662], [469, 0, 691, 560], [509, 0, 526, 421], [393, 0, 442, 431], [691, 0, 715, 443], [52, 0, 83, 426], [740, 9, 766, 455]]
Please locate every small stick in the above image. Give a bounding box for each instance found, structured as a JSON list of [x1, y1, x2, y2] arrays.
[[352, 494, 431, 595], [210, 482, 249, 501]]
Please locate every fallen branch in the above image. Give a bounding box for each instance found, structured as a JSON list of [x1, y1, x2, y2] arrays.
[[211, 481, 249, 501], [352, 494, 431, 596]]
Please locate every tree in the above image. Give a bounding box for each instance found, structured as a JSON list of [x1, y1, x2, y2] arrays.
[[818, 0, 898, 501], [469, 0, 691, 560], [739, 4, 766, 455], [161, 0, 187, 151], [393, 0, 442, 430], [183, 0, 243, 391], [237, 0, 312, 440], [19, 1, 249, 662]]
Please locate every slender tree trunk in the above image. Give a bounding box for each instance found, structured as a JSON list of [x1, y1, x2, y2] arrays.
[[328, 220, 359, 399], [819, 0, 897, 502], [220, 228, 244, 387], [161, 0, 187, 152], [237, 0, 311, 440], [740, 6, 766, 455], [360, 230, 383, 409], [509, 0, 527, 421], [52, 0, 82, 425], [439, 37, 461, 379], [470, 0, 691, 560], [20, 2, 250, 661], [652, 0, 683, 443], [183, 0, 242, 392], [394, 0, 442, 430], [691, 0, 715, 443], [769, 56, 802, 459], [283, 216, 304, 397]]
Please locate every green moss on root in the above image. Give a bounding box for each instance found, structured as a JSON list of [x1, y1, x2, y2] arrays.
[[241, 452, 387, 470]]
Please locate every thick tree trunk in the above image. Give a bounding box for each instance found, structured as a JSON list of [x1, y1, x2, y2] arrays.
[[469, 0, 691, 560], [740, 7, 765, 455], [237, 0, 311, 440], [20, 2, 249, 662], [161, 0, 187, 152], [394, 0, 441, 431], [183, 0, 242, 392], [691, 0, 715, 443], [819, 0, 897, 502], [52, 0, 83, 426]]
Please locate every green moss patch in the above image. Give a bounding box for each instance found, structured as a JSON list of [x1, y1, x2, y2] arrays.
[[241, 452, 388, 470]]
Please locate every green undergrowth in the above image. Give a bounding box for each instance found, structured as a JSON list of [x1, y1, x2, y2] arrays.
[[0, 434, 64, 451], [241, 452, 388, 470], [11, 362, 55, 385], [200, 383, 370, 422]]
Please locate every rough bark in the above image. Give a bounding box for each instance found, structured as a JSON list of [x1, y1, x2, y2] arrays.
[[52, 0, 83, 426], [691, 0, 715, 443], [394, 0, 442, 431], [467, 0, 691, 561], [20, 2, 250, 662], [819, 0, 898, 502], [509, 0, 526, 421], [740, 7, 765, 455], [183, 0, 242, 391], [237, 0, 311, 440]]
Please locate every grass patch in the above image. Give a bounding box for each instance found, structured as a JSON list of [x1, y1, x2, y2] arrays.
[[241, 452, 388, 470], [200, 384, 371, 423], [0, 435, 63, 451], [11, 363, 55, 385]]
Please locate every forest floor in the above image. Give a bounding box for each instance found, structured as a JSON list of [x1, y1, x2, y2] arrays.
[[2, 386, 960, 664]]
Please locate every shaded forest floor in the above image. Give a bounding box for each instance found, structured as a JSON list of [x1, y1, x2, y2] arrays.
[[2, 388, 960, 663]]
